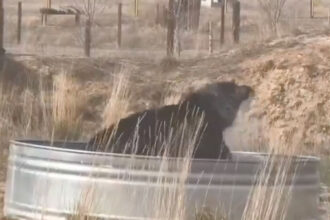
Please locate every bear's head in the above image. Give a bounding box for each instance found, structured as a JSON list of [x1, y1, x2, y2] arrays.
[[182, 81, 254, 126]]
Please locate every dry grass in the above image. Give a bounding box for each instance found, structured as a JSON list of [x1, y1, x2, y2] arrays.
[[1, 53, 326, 220], [68, 185, 98, 220], [102, 70, 131, 127], [150, 115, 206, 220], [70, 107, 207, 220], [242, 140, 299, 220], [67, 122, 308, 220], [195, 205, 228, 220], [0, 72, 86, 142], [65, 71, 317, 220], [52, 72, 86, 140]]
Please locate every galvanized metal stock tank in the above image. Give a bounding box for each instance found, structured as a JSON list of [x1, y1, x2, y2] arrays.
[[4, 140, 321, 220]]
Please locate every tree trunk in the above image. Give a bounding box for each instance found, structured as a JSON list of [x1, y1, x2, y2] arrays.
[[84, 18, 91, 57], [167, 0, 175, 57]]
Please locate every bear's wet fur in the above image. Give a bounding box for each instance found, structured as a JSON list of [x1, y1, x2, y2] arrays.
[[87, 81, 254, 159]]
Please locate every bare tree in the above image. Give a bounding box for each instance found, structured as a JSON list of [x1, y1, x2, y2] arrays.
[[74, 0, 106, 57], [172, 0, 201, 57], [257, 0, 288, 36], [167, 0, 175, 57], [174, 0, 184, 56]]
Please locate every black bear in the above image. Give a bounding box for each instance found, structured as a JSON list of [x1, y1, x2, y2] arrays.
[[87, 81, 254, 159]]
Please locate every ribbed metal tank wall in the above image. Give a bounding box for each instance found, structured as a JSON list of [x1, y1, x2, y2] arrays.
[[4, 140, 321, 220]]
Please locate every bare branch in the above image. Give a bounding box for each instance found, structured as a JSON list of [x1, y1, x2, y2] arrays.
[[257, 0, 288, 35]]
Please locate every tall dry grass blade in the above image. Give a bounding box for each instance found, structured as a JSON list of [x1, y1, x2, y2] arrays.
[[242, 130, 303, 220], [102, 70, 131, 127], [68, 183, 98, 220], [52, 72, 84, 140], [150, 108, 206, 220], [162, 84, 181, 106]]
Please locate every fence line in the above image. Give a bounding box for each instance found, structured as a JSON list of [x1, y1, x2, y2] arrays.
[[0, 0, 245, 57]]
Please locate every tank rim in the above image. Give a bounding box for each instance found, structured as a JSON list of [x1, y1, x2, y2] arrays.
[[11, 139, 321, 164]]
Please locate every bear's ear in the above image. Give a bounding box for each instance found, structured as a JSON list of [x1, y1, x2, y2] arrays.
[[199, 83, 220, 97], [228, 79, 236, 84], [182, 92, 201, 104], [184, 90, 217, 110], [235, 85, 253, 98]]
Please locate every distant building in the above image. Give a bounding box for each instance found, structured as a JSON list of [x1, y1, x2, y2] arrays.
[[201, 0, 222, 8]]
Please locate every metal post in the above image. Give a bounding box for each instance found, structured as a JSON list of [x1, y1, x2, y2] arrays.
[[17, 2, 22, 44], [208, 21, 213, 54], [118, 3, 122, 48]]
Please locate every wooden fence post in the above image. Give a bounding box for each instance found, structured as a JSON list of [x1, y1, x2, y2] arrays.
[[47, 0, 52, 8], [232, 1, 240, 44], [156, 3, 160, 25], [84, 18, 91, 57], [310, 0, 314, 18], [135, 0, 139, 17], [44, 0, 52, 25], [225, 0, 228, 13], [17, 2, 22, 44], [167, 0, 175, 57], [162, 5, 167, 27], [208, 21, 213, 54], [195, 0, 201, 30], [188, 0, 201, 31], [75, 14, 80, 25], [0, 0, 4, 55], [118, 3, 122, 48], [220, 2, 225, 45]]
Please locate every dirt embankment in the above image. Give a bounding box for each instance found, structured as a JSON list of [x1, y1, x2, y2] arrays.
[[1, 34, 330, 156], [121, 34, 330, 155], [158, 34, 330, 154], [241, 36, 330, 154]]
